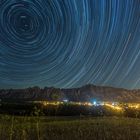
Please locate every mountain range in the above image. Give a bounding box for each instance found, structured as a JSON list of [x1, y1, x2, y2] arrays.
[[0, 84, 140, 103]]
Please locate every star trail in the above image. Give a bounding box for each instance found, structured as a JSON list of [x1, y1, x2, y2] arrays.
[[0, 0, 139, 89]]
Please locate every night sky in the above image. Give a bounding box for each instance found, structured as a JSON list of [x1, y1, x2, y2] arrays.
[[0, 0, 139, 89]]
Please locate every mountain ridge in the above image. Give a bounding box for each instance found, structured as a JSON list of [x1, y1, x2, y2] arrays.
[[0, 84, 140, 103]]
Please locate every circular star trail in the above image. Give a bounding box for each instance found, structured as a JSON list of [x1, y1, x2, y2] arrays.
[[0, 0, 140, 89]]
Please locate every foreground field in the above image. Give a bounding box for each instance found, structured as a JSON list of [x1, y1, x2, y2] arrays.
[[0, 115, 140, 140]]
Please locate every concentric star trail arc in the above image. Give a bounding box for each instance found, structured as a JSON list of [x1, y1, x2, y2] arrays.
[[0, 0, 139, 89]]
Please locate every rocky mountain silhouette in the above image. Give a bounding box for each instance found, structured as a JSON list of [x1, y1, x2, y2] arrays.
[[0, 84, 140, 102]]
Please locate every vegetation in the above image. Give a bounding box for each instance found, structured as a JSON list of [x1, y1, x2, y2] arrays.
[[0, 115, 139, 140], [0, 102, 140, 118], [0, 102, 139, 139], [49, 88, 62, 100]]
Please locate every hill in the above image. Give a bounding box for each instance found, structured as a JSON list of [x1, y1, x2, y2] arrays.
[[0, 84, 140, 102]]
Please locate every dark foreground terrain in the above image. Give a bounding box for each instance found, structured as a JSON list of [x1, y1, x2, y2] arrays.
[[0, 115, 140, 140]]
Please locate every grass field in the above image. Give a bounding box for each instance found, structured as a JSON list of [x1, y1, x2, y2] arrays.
[[0, 115, 139, 140]]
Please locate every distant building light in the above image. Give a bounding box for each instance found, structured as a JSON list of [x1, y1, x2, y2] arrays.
[[63, 99, 68, 102], [112, 102, 115, 106], [99, 102, 104, 106], [93, 101, 97, 105]]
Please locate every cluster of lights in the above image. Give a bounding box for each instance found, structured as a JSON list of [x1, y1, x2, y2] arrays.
[[105, 103, 123, 111], [41, 100, 102, 107], [42, 101, 63, 106], [39, 100, 140, 112], [128, 104, 140, 109]]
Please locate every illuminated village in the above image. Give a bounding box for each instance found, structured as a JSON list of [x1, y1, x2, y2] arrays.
[[34, 99, 140, 112]]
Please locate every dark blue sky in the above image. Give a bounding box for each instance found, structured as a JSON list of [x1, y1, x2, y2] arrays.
[[0, 0, 140, 89]]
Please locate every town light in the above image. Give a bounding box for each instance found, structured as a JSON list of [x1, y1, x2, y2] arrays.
[[63, 99, 68, 102], [93, 101, 97, 105]]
